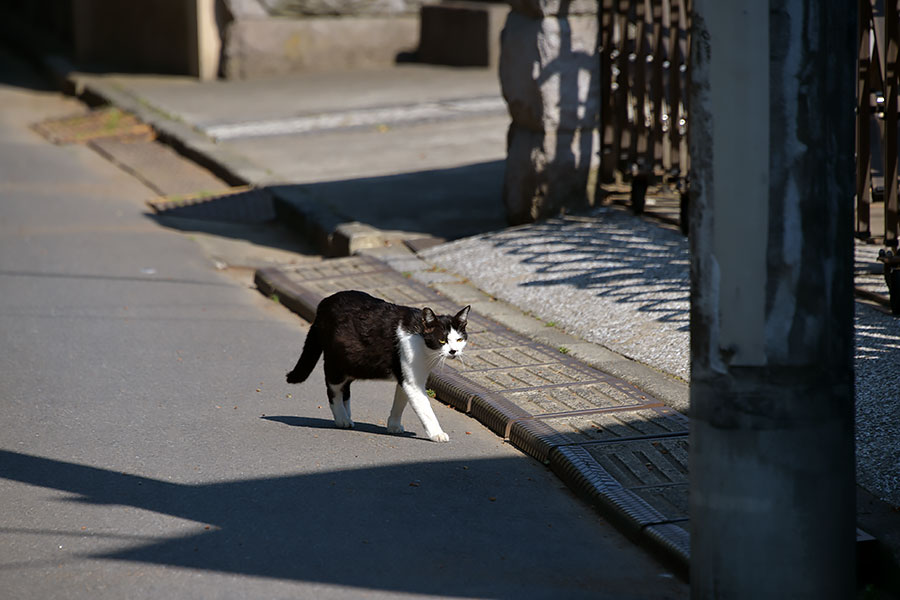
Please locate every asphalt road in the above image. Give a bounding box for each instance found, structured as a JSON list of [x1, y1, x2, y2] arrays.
[[0, 50, 686, 599]]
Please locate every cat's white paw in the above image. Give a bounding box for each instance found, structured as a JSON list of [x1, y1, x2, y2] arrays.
[[386, 422, 405, 434], [429, 431, 450, 443], [333, 418, 354, 429]]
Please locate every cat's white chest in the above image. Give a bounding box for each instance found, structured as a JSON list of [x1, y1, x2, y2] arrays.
[[396, 326, 438, 379]]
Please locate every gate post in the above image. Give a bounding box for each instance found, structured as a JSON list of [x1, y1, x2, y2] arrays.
[[688, 1, 856, 598]]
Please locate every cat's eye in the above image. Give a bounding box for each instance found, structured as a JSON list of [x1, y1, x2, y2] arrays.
[[439, 339, 447, 344]]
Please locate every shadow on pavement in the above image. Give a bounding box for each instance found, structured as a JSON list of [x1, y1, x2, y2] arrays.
[[269, 160, 508, 242], [145, 160, 509, 255], [0, 46, 59, 92], [261, 415, 418, 439], [0, 449, 665, 599]]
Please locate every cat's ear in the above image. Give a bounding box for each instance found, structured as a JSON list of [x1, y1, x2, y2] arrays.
[[454, 305, 471, 328], [422, 307, 437, 331]]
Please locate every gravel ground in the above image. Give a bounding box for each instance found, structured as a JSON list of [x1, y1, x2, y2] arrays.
[[423, 206, 900, 507], [854, 302, 900, 507], [424, 208, 692, 380]]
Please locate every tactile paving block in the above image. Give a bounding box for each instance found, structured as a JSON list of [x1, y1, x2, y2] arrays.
[[503, 381, 649, 414], [462, 362, 606, 393], [455, 345, 563, 372]]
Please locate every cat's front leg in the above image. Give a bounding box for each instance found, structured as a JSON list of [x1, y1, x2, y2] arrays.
[[400, 381, 449, 442]]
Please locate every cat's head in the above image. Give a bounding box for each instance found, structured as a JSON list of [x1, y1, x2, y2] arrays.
[[422, 305, 470, 358]]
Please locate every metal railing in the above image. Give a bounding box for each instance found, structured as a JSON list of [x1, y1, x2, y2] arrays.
[[598, 0, 691, 220], [857, 0, 900, 247]]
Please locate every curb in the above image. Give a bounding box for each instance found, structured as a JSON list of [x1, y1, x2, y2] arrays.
[[253, 256, 694, 577]]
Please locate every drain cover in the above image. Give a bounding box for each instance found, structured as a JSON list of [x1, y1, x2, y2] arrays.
[[32, 107, 154, 145]]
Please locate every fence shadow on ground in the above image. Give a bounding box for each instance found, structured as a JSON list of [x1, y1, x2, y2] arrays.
[[485, 209, 690, 330]]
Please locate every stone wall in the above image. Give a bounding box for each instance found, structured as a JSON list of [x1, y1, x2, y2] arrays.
[[219, 0, 420, 78], [498, 0, 599, 224], [220, 15, 418, 77]]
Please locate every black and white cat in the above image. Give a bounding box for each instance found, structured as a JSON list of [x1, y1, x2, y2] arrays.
[[286, 290, 470, 442]]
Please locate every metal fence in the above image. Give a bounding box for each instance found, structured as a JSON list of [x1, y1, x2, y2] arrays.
[[857, 0, 900, 247], [598, 0, 691, 222], [600, 0, 900, 251]]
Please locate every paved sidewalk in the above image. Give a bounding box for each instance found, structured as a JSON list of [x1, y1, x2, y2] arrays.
[[25, 53, 900, 583], [70, 66, 511, 251]]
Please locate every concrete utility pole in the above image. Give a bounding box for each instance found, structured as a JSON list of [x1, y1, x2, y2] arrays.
[[688, 2, 856, 598]]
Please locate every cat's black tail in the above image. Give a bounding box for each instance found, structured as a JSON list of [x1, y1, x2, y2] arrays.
[[286, 321, 321, 384]]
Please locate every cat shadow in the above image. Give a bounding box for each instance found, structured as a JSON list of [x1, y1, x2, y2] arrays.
[[261, 415, 419, 439]]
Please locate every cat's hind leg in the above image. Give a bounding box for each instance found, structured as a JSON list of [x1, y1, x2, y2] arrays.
[[341, 380, 353, 422], [387, 384, 407, 434], [325, 377, 354, 429]]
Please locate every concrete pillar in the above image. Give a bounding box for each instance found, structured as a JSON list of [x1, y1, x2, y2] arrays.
[[688, 1, 856, 598], [498, 1, 600, 224]]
